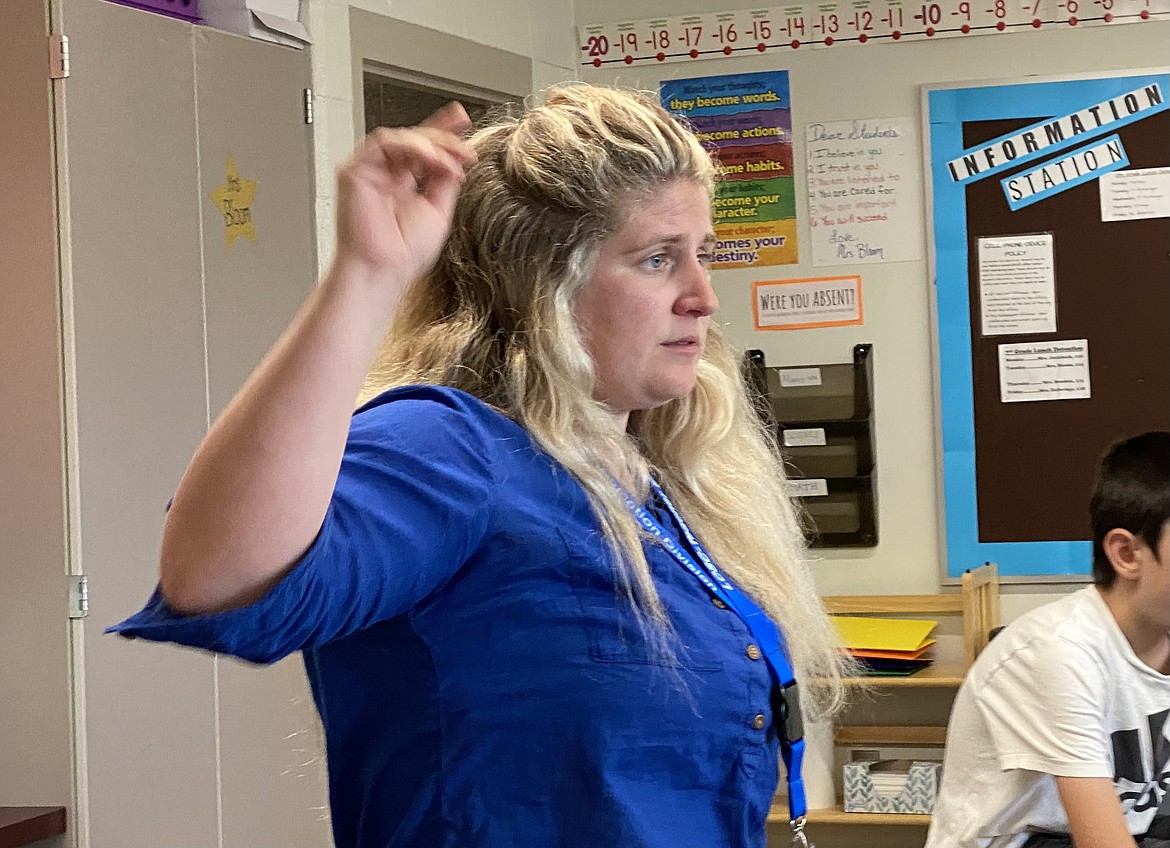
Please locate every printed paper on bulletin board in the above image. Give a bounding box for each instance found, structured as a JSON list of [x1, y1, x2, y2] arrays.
[[661, 70, 797, 268], [927, 70, 1170, 579]]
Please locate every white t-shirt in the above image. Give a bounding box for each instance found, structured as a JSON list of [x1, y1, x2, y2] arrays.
[[925, 586, 1170, 848]]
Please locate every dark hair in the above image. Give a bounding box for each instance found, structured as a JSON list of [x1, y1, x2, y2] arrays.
[[1090, 431, 1170, 586]]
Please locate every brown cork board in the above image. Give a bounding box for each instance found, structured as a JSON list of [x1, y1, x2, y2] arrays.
[[963, 110, 1170, 543]]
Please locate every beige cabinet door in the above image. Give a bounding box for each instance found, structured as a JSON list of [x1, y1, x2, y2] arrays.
[[194, 25, 330, 848], [60, 3, 217, 846], [58, 1, 324, 845]]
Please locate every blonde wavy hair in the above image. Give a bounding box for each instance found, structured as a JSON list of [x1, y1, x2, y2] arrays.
[[361, 84, 850, 718]]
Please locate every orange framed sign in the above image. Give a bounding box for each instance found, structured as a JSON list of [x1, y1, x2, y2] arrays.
[[752, 275, 863, 331]]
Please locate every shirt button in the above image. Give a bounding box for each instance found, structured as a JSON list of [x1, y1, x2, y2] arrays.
[[711, 597, 727, 609], [752, 713, 767, 730], [746, 644, 762, 660]]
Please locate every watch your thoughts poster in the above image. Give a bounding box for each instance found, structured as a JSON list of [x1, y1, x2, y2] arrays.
[[661, 70, 797, 269]]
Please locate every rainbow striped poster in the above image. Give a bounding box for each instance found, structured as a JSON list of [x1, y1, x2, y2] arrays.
[[661, 70, 797, 268]]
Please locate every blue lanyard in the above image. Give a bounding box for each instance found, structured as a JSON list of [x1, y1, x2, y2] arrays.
[[624, 480, 810, 839]]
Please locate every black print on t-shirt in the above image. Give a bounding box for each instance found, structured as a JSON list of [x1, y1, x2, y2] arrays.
[[1114, 709, 1170, 814]]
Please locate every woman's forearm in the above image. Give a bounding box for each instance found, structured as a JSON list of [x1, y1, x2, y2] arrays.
[[158, 261, 401, 614]]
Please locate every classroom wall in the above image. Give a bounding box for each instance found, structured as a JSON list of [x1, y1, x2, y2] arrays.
[[572, 1, 1169, 620], [303, 0, 580, 271]]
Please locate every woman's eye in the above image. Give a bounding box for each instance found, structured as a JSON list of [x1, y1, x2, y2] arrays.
[[643, 254, 669, 271], [697, 251, 712, 267]]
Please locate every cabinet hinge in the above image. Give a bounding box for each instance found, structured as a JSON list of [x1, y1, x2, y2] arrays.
[[303, 88, 314, 125], [68, 574, 89, 619], [49, 34, 70, 80]]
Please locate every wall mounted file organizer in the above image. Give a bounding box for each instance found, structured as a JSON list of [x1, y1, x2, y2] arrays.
[[745, 344, 877, 547]]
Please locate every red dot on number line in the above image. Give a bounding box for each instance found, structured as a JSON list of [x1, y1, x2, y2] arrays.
[[623, 54, 633, 63], [926, 26, 935, 35], [825, 36, 834, 44], [892, 29, 902, 38], [961, 23, 970, 32], [996, 20, 1006, 29], [859, 32, 869, 42], [592, 58, 602, 67], [1140, 8, 1150, 17], [689, 48, 699, 57], [1103, 12, 1113, 20], [656, 51, 665, 60], [757, 42, 767, 51], [723, 45, 733, 54], [1068, 15, 1077, 24], [791, 38, 801, 48], [1031, 17, 1041, 26]]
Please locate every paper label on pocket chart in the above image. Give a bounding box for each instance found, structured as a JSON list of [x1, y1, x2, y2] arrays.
[[791, 478, 829, 498], [783, 428, 828, 447], [779, 367, 823, 388]]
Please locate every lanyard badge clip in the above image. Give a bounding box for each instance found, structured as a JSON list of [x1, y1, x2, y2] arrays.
[[772, 681, 804, 745], [773, 682, 814, 846], [790, 815, 811, 847]]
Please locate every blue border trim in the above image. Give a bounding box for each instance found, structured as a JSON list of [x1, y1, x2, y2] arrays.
[[928, 73, 1170, 579]]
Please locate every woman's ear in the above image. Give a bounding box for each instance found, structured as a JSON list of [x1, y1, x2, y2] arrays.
[[1102, 528, 1142, 583]]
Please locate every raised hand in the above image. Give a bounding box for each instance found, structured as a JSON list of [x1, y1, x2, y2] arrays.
[[334, 102, 476, 291], [159, 106, 477, 616]]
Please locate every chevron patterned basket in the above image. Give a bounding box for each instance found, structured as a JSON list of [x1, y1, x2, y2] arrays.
[[843, 759, 941, 814]]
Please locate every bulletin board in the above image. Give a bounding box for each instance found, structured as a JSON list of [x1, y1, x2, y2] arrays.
[[925, 70, 1170, 579]]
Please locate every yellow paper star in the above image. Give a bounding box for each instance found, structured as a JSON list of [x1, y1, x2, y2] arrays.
[[209, 156, 259, 248]]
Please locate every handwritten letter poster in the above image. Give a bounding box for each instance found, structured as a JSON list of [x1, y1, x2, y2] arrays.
[[806, 117, 923, 267], [662, 71, 797, 269]]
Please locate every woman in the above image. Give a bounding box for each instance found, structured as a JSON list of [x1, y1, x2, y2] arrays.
[[112, 84, 848, 848]]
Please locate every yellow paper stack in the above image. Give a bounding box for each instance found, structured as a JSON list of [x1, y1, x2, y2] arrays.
[[831, 616, 938, 676]]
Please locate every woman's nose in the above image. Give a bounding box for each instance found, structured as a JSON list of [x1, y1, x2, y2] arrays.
[[676, 257, 718, 317]]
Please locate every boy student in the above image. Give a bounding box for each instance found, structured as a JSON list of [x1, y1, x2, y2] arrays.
[[926, 431, 1170, 848]]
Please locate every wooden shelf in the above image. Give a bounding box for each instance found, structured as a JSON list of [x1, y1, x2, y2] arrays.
[[784, 567, 999, 832], [825, 594, 964, 615], [806, 805, 931, 826], [841, 662, 967, 687], [835, 725, 947, 747], [768, 801, 930, 827]]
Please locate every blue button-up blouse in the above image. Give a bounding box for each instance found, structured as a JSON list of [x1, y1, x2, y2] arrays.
[[110, 386, 781, 848]]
